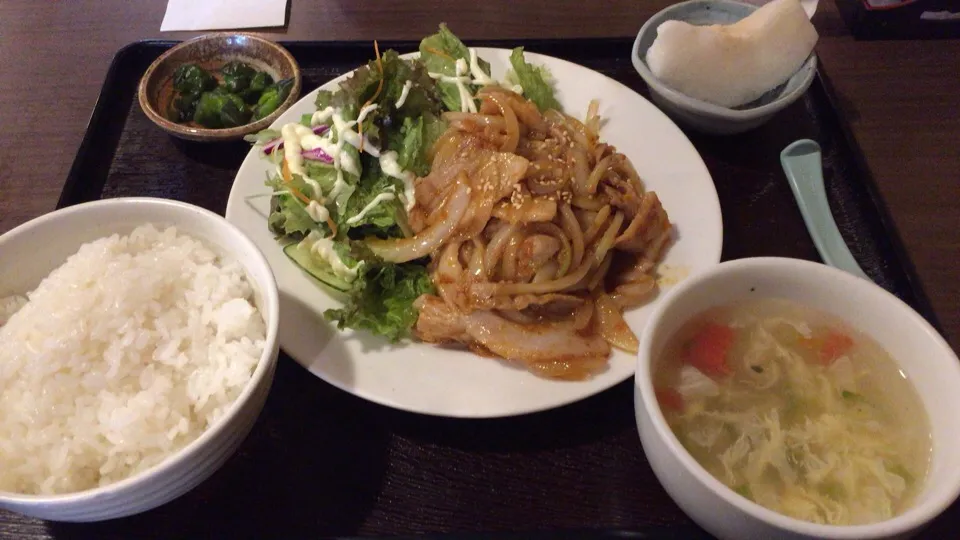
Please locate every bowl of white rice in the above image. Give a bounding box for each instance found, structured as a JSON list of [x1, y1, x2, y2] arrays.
[[0, 197, 280, 522]]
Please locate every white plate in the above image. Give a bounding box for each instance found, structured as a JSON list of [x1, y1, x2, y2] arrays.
[[225, 47, 723, 418]]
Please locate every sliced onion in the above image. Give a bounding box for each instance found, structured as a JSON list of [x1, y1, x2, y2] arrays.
[[442, 112, 506, 129], [616, 192, 657, 245], [594, 211, 624, 267], [532, 260, 559, 283], [366, 182, 470, 263], [585, 155, 613, 195], [484, 223, 518, 277], [501, 232, 522, 281], [468, 238, 486, 278], [559, 203, 584, 270], [609, 278, 656, 309], [462, 310, 610, 367], [595, 293, 639, 353], [571, 194, 605, 211], [572, 300, 595, 331], [588, 252, 613, 291], [498, 256, 593, 296], [529, 222, 572, 277], [436, 242, 463, 306], [437, 241, 463, 281], [583, 205, 611, 245]]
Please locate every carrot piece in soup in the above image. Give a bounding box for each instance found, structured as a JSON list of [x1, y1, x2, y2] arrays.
[[656, 387, 685, 412], [687, 323, 735, 376], [819, 331, 854, 364]]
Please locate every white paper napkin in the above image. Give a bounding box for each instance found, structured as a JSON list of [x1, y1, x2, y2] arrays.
[[160, 0, 288, 32]]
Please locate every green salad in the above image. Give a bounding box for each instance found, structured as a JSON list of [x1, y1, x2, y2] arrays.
[[247, 25, 559, 341]]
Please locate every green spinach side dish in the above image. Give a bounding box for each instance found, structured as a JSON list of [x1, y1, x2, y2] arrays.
[[167, 61, 293, 129]]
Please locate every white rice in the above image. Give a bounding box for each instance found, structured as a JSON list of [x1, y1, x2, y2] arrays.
[[0, 224, 265, 495]]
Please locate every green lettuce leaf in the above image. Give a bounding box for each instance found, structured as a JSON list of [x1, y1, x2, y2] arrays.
[[508, 47, 561, 112], [378, 50, 443, 119], [265, 173, 337, 238], [317, 50, 442, 145], [302, 162, 339, 196], [308, 48, 445, 227], [332, 241, 360, 268], [266, 194, 315, 239], [392, 114, 445, 178], [396, 116, 424, 175], [324, 261, 434, 342], [419, 24, 490, 112], [340, 165, 402, 236], [244, 128, 280, 144]]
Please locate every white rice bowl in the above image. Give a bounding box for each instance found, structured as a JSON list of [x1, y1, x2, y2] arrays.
[[0, 224, 266, 495]]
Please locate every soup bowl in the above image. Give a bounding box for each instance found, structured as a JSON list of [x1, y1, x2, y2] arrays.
[[634, 257, 960, 539]]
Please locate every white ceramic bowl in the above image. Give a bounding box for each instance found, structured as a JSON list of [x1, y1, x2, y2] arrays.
[[631, 0, 818, 135], [634, 257, 960, 540], [0, 197, 280, 522]]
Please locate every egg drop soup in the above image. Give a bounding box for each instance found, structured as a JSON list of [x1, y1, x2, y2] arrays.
[[654, 298, 931, 526]]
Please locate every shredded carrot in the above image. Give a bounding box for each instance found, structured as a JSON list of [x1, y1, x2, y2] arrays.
[[819, 331, 855, 364], [424, 46, 454, 61], [281, 155, 316, 206], [358, 40, 384, 154], [287, 185, 311, 205], [656, 387, 685, 412], [687, 323, 735, 377]]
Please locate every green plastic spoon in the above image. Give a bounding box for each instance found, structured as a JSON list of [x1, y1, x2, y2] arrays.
[[780, 139, 871, 281]]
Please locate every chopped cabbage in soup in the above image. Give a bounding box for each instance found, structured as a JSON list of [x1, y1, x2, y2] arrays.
[[655, 298, 931, 526]]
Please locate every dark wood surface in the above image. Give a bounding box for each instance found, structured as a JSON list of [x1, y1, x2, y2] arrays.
[[0, 1, 958, 538]]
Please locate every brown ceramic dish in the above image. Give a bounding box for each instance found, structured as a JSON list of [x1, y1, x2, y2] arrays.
[[138, 33, 301, 142]]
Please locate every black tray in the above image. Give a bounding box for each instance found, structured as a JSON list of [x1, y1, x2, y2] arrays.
[[3, 38, 947, 539]]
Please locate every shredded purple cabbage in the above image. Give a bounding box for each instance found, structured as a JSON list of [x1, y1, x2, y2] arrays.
[[302, 147, 333, 163], [262, 125, 330, 155]]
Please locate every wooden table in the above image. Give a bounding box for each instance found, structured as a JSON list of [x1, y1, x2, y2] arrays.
[[0, 1, 957, 538]]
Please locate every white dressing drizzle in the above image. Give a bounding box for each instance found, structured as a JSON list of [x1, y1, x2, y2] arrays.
[[311, 106, 335, 126], [428, 48, 529, 113], [305, 231, 360, 279], [277, 78, 424, 229], [395, 80, 413, 108], [469, 48, 496, 86], [379, 151, 416, 212], [428, 57, 477, 113], [280, 124, 323, 197], [305, 200, 330, 223], [345, 190, 397, 226]]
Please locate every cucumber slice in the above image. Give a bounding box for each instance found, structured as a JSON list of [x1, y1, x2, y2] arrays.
[[283, 242, 353, 292]]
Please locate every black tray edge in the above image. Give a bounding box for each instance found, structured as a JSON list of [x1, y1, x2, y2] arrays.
[[59, 41, 150, 209], [813, 66, 944, 336], [333, 527, 710, 540]]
